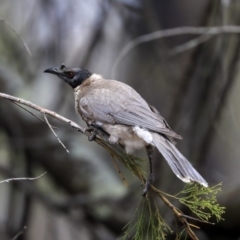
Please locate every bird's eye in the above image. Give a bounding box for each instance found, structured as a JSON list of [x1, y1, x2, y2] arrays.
[[60, 63, 66, 70], [67, 72, 74, 79]]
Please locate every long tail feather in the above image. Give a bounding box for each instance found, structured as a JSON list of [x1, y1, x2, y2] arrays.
[[152, 134, 208, 187]]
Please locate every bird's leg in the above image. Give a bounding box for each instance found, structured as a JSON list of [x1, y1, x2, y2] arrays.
[[85, 124, 100, 141], [88, 128, 98, 141], [143, 145, 154, 196], [85, 124, 108, 141]]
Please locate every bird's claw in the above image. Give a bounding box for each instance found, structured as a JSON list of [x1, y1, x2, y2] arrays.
[[142, 173, 154, 196], [85, 126, 98, 141]]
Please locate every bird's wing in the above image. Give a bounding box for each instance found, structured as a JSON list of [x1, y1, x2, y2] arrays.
[[79, 85, 181, 139]]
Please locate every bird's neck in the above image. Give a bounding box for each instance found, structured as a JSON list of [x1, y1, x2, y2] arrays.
[[73, 73, 102, 92]]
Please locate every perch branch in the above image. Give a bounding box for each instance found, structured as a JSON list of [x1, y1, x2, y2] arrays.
[[0, 92, 85, 133], [151, 185, 198, 240], [0, 92, 206, 240]]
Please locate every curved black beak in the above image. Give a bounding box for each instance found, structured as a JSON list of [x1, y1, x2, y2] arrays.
[[44, 67, 59, 75], [44, 64, 66, 75]]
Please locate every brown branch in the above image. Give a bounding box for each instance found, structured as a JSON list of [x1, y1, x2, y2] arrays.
[[0, 92, 85, 133], [0, 92, 203, 240], [181, 214, 215, 225], [151, 185, 199, 240]]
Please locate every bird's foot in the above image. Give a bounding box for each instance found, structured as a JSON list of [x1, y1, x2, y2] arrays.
[[142, 173, 154, 196], [85, 125, 108, 141], [85, 126, 98, 141]]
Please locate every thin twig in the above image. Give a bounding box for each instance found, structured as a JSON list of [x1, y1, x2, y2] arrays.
[[151, 185, 198, 240], [112, 25, 240, 78], [11, 226, 27, 240], [110, 153, 129, 188], [169, 34, 213, 56], [12, 101, 57, 129], [180, 214, 215, 225], [0, 92, 85, 133], [188, 223, 200, 229], [0, 18, 32, 56], [0, 172, 47, 184], [43, 113, 69, 154]]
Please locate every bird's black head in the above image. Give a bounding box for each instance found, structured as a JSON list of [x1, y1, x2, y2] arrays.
[[44, 64, 92, 88]]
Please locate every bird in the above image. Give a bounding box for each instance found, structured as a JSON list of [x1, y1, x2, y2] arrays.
[[44, 64, 208, 195]]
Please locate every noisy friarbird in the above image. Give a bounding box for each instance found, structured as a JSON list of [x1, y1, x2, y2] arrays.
[[44, 64, 208, 195]]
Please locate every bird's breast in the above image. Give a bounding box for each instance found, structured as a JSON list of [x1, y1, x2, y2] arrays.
[[74, 87, 88, 122]]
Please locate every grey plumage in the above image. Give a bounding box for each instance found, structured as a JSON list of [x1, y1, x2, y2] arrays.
[[152, 133, 207, 185], [77, 79, 180, 138], [44, 65, 208, 188]]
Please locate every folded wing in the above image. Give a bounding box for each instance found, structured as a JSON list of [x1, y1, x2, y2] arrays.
[[79, 84, 181, 139]]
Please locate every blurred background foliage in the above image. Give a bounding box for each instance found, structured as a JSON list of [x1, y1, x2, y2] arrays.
[[0, 0, 240, 239]]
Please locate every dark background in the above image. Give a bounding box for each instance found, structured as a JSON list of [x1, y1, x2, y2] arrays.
[[0, 0, 240, 239]]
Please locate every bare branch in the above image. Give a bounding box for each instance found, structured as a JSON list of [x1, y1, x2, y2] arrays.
[[0, 172, 47, 184], [12, 101, 57, 129], [11, 226, 27, 240], [169, 34, 213, 56], [0, 92, 85, 133], [43, 113, 69, 153], [180, 214, 215, 225], [112, 25, 240, 78], [0, 18, 32, 56]]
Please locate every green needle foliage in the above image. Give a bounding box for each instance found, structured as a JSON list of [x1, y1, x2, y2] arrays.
[[120, 183, 225, 240], [97, 138, 225, 239], [120, 197, 171, 240], [176, 229, 187, 240], [174, 183, 225, 222], [97, 139, 146, 179]]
